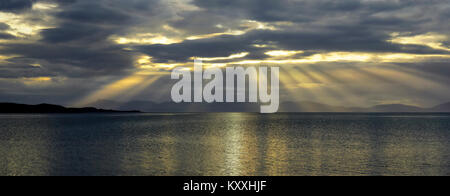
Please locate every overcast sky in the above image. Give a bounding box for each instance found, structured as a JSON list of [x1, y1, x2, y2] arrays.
[[0, 0, 449, 107]]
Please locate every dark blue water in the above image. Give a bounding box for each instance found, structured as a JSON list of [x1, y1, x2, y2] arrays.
[[0, 113, 449, 176]]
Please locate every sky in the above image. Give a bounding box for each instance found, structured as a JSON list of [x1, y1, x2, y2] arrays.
[[0, 0, 449, 108]]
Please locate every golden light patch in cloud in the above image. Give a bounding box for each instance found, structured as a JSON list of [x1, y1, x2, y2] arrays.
[[136, 55, 225, 70], [192, 52, 249, 61], [228, 52, 450, 65], [377, 53, 450, 62], [32, 2, 58, 10], [186, 30, 246, 40], [113, 34, 183, 45], [252, 44, 272, 48], [153, 63, 181, 70], [0, 55, 9, 61], [135, 55, 186, 70], [310, 52, 373, 62], [187, 20, 281, 41], [0, 12, 53, 39], [0, 55, 19, 63], [229, 52, 374, 65], [27, 77, 52, 82], [377, 53, 417, 62], [164, 0, 201, 12], [141, 64, 184, 70], [137, 55, 152, 65], [114, 19, 284, 46], [265, 50, 304, 57], [21, 77, 52, 86], [241, 20, 278, 31], [389, 32, 450, 51]]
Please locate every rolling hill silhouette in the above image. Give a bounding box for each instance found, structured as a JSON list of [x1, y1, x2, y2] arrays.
[[0, 103, 139, 113], [90, 100, 450, 113], [431, 102, 450, 112]]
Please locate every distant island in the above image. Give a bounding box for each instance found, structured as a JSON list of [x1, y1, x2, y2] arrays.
[[0, 103, 140, 114]]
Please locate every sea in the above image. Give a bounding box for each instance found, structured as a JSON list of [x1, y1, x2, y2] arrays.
[[0, 113, 449, 176]]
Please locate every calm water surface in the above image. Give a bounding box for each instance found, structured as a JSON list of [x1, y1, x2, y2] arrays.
[[0, 113, 449, 176]]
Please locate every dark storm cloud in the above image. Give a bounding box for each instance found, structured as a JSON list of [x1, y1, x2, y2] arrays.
[[1, 0, 164, 79], [191, 0, 446, 23], [0, 33, 15, 40], [144, 0, 449, 63], [0, 64, 51, 78], [56, 2, 131, 25], [0, 21, 14, 40], [170, 12, 236, 35], [0, 23, 10, 30], [39, 0, 140, 44], [3, 0, 448, 77], [190, 0, 365, 22], [0, 0, 33, 12], [0, 43, 135, 77], [40, 23, 115, 43], [39, 0, 146, 44]]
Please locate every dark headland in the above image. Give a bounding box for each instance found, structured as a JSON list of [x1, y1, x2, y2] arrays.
[[0, 103, 140, 114]]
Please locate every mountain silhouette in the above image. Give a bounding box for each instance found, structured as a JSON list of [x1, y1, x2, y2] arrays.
[[431, 102, 450, 112], [369, 104, 424, 112], [0, 103, 139, 113], [90, 100, 450, 113]]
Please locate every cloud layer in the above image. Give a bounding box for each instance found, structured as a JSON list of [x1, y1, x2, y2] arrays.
[[0, 0, 449, 107]]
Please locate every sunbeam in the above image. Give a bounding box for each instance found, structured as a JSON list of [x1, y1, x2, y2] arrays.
[[72, 72, 166, 107]]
